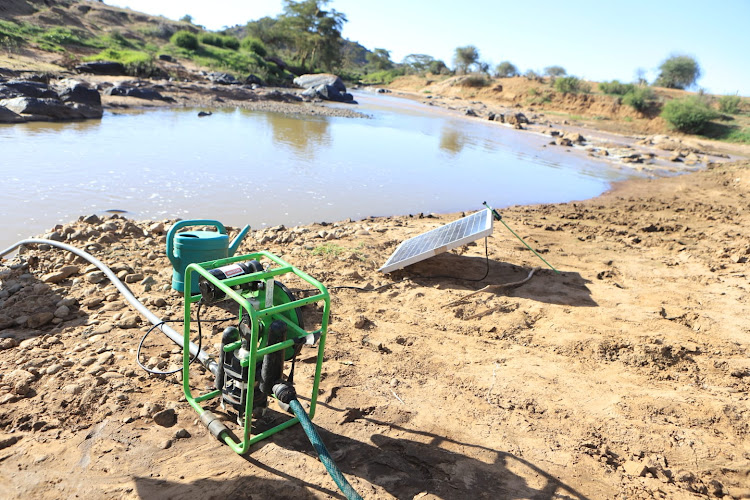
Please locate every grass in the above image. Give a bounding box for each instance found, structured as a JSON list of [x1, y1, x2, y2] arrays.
[[699, 119, 750, 144], [310, 242, 367, 261]]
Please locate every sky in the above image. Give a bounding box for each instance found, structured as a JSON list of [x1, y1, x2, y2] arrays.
[[104, 0, 750, 96]]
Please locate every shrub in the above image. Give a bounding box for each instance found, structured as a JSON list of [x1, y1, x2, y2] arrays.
[[495, 61, 518, 78], [654, 54, 701, 90], [621, 86, 655, 112], [599, 80, 635, 96], [554, 76, 590, 94], [198, 32, 224, 47], [171, 30, 199, 50], [221, 36, 239, 50], [718, 95, 741, 114], [461, 73, 490, 87], [361, 68, 405, 85], [40, 27, 84, 46], [240, 36, 267, 57], [661, 96, 719, 134]]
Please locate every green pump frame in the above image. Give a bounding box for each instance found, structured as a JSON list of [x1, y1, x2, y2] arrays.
[[182, 252, 330, 455]]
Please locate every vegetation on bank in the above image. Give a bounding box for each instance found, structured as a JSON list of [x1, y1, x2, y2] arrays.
[[1, 0, 747, 143]]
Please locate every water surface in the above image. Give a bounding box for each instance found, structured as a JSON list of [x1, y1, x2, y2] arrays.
[[0, 91, 637, 250]]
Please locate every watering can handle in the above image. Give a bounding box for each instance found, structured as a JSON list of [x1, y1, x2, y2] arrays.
[[166, 220, 227, 267]]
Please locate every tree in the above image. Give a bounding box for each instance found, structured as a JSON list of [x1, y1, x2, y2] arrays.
[[366, 48, 393, 71], [453, 45, 479, 74], [544, 65, 567, 77], [180, 14, 193, 24], [494, 61, 518, 77], [429, 59, 449, 75], [277, 0, 347, 72], [403, 53, 435, 74], [654, 54, 701, 89]]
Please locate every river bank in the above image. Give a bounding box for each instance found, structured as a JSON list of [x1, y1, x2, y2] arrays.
[[1, 159, 748, 498]]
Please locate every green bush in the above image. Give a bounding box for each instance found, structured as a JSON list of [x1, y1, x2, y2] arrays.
[[718, 95, 741, 114], [240, 36, 267, 57], [554, 76, 591, 94], [40, 27, 84, 46], [621, 86, 655, 112], [221, 36, 239, 50], [198, 32, 224, 47], [84, 48, 156, 77], [599, 80, 635, 95], [361, 68, 405, 85], [661, 96, 719, 134], [171, 30, 199, 50]]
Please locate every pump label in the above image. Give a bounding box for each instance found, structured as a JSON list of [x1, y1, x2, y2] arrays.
[[221, 264, 244, 278]]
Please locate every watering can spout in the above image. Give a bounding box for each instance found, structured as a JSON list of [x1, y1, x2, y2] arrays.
[[229, 225, 251, 256]]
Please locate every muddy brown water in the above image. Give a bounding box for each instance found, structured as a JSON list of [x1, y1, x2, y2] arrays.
[[0, 91, 638, 250]]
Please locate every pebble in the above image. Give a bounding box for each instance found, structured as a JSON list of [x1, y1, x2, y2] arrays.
[[63, 384, 81, 395], [124, 273, 143, 284], [159, 439, 173, 450], [46, 364, 63, 375], [174, 428, 191, 439], [96, 352, 114, 365], [79, 357, 96, 367]]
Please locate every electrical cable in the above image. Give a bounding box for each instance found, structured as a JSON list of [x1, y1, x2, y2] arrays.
[[136, 304, 233, 375]]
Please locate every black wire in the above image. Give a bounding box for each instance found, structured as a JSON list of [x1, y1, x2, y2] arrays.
[[136, 303, 232, 375], [296, 237, 491, 295]]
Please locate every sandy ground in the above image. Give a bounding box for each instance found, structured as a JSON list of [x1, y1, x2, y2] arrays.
[[0, 156, 748, 498]]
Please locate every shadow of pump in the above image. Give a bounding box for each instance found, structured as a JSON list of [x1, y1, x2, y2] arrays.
[[389, 252, 597, 308], [135, 409, 590, 499]]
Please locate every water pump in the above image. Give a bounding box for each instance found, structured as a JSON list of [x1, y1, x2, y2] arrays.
[[182, 252, 328, 452]]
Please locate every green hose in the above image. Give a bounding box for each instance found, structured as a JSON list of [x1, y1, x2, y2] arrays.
[[289, 399, 363, 500]]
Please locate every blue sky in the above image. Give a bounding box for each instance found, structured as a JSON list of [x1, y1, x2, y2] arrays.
[[104, 0, 750, 96]]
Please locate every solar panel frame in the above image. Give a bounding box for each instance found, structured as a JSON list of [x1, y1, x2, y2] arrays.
[[379, 209, 493, 273]]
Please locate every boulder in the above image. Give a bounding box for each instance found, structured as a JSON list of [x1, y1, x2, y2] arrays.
[[75, 61, 127, 76], [302, 83, 354, 103], [0, 80, 58, 99], [293, 73, 346, 93], [0, 97, 88, 120], [206, 72, 238, 85], [55, 80, 101, 107], [0, 106, 24, 123], [245, 74, 263, 86], [104, 85, 167, 101], [158, 54, 174, 62], [505, 112, 529, 125]]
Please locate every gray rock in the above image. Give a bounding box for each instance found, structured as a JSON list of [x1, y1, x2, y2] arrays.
[[174, 428, 191, 439], [55, 80, 102, 107], [207, 72, 238, 85], [294, 73, 346, 92], [27, 312, 54, 328], [104, 85, 168, 101], [53, 305, 70, 318], [75, 61, 126, 76], [153, 408, 177, 427], [0, 106, 24, 123], [0, 80, 58, 99], [0, 97, 88, 120], [42, 265, 79, 284]]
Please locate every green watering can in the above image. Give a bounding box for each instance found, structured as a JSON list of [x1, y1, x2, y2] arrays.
[[167, 220, 250, 293]]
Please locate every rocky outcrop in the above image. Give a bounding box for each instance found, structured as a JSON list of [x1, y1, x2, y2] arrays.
[[294, 73, 355, 103], [0, 79, 103, 122], [104, 83, 172, 102], [206, 72, 238, 85], [74, 61, 127, 76]]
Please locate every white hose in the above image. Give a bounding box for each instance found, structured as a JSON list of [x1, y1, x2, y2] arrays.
[[1, 238, 219, 376]]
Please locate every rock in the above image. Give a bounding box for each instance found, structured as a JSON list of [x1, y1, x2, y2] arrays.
[[564, 132, 585, 143], [465, 108, 478, 117], [158, 54, 174, 62], [86, 271, 107, 284], [555, 137, 573, 147], [0, 80, 58, 99], [245, 74, 263, 86], [6, 369, 36, 395], [46, 363, 63, 375], [0, 97, 91, 120], [124, 273, 144, 283], [353, 315, 368, 329], [83, 297, 103, 309], [53, 305, 70, 319], [153, 408, 177, 427], [622, 460, 648, 477], [160, 439, 173, 450], [75, 61, 127, 76], [0, 105, 24, 123], [174, 428, 191, 439], [117, 315, 140, 329], [505, 112, 529, 125], [63, 384, 82, 395], [0, 338, 18, 350], [97, 352, 114, 365], [0, 435, 21, 450], [207, 72, 238, 85], [104, 85, 167, 101], [55, 80, 101, 107], [293, 73, 346, 92], [27, 311, 54, 328], [42, 265, 79, 283]]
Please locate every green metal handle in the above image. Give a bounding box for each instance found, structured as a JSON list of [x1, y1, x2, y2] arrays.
[[166, 219, 227, 267]]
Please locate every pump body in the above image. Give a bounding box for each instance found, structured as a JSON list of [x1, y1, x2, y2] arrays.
[[182, 252, 329, 454]]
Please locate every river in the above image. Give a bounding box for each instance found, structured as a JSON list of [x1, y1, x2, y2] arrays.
[[0, 90, 637, 251]]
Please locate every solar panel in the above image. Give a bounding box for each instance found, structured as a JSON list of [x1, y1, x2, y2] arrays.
[[379, 209, 493, 273]]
